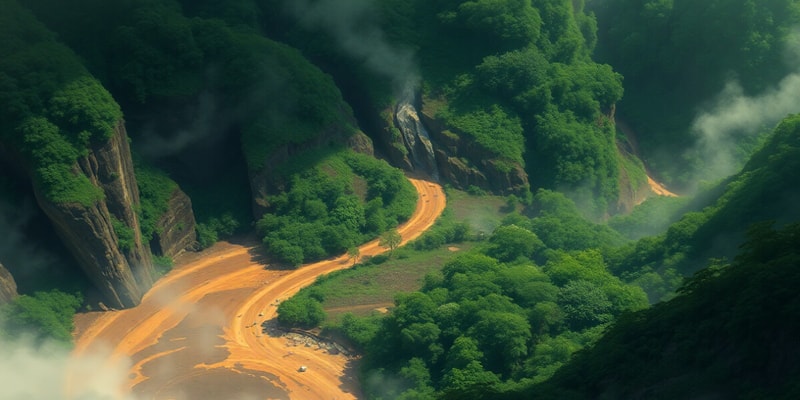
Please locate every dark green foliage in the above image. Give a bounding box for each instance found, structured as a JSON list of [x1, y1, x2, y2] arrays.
[[111, 217, 135, 252], [262, 0, 624, 214], [238, 37, 357, 170], [485, 224, 545, 262], [526, 190, 625, 252], [195, 213, 240, 250], [526, 222, 800, 399], [258, 150, 416, 266], [1, 1, 121, 206], [610, 114, 800, 300], [344, 219, 645, 397], [590, 0, 800, 185], [0, 290, 83, 344], [135, 162, 178, 242]]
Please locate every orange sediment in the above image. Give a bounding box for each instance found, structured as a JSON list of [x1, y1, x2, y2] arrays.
[[68, 178, 446, 400]]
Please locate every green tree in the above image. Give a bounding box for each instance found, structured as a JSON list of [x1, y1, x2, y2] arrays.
[[486, 224, 545, 262], [276, 296, 325, 328], [380, 229, 402, 255], [469, 311, 532, 375], [557, 280, 613, 330], [347, 246, 361, 265]]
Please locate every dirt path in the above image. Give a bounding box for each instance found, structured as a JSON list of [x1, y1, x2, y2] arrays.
[[68, 178, 446, 400]]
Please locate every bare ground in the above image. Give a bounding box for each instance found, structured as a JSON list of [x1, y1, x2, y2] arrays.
[[68, 178, 446, 400]]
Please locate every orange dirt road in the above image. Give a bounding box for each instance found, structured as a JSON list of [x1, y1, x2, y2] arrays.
[[68, 178, 446, 400]]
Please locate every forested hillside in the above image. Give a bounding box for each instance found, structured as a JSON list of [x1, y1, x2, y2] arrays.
[[590, 0, 800, 187], [1, 0, 799, 398]]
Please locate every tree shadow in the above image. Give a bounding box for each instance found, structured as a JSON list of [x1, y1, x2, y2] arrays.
[[339, 358, 364, 398]]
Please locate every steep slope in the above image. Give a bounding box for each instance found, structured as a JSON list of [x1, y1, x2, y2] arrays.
[[523, 222, 800, 400], [260, 0, 625, 216], [0, 1, 154, 308], [33, 121, 155, 308], [611, 114, 800, 300]]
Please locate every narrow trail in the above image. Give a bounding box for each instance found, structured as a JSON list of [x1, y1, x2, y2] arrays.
[[68, 178, 446, 400]]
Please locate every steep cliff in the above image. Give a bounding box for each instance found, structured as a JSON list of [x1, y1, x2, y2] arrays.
[[34, 121, 154, 309], [151, 187, 197, 257], [420, 102, 529, 195], [0, 262, 17, 304]]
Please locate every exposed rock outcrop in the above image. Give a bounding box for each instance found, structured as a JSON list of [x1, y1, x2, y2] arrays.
[[34, 120, 154, 309], [377, 110, 414, 171], [0, 262, 18, 304], [151, 187, 197, 257], [421, 101, 529, 195], [371, 95, 529, 194]]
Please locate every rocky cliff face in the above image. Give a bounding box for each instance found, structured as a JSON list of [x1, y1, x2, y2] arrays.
[[34, 120, 154, 309], [418, 100, 529, 194], [151, 188, 197, 257], [0, 262, 17, 304]]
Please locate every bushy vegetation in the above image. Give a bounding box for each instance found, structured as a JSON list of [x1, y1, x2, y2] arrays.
[[257, 149, 416, 266], [134, 161, 178, 243], [590, 0, 800, 186], [609, 114, 800, 302], [350, 227, 645, 398], [0, 289, 83, 344], [524, 222, 800, 400], [0, 1, 121, 206], [397, 0, 624, 215], [279, 188, 647, 398]]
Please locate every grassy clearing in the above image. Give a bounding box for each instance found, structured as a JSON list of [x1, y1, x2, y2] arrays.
[[320, 243, 479, 320], [317, 188, 511, 321], [446, 188, 510, 235]]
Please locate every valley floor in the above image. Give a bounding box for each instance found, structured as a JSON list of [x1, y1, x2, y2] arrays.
[[68, 178, 446, 400]]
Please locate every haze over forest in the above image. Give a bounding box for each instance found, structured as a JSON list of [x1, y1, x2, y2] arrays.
[[1, 0, 799, 399]]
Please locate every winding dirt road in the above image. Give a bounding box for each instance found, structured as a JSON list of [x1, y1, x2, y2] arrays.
[[68, 178, 445, 400]]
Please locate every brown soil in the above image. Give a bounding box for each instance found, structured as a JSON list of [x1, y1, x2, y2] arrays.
[[647, 176, 679, 197], [67, 178, 446, 400]]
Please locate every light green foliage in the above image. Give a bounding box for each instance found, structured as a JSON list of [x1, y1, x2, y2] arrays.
[[531, 110, 619, 215], [350, 216, 645, 396], [276, 295, 326, 328], [153, 255, 174, 275], [380, 229, 403, 254], [48, 77, 122, 144], [19, 117, 104, 206], [0, 289, 83, 344], [437, 103, 525, 169], [258, 150, 416, 266], [485, 224, 545, 262]]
